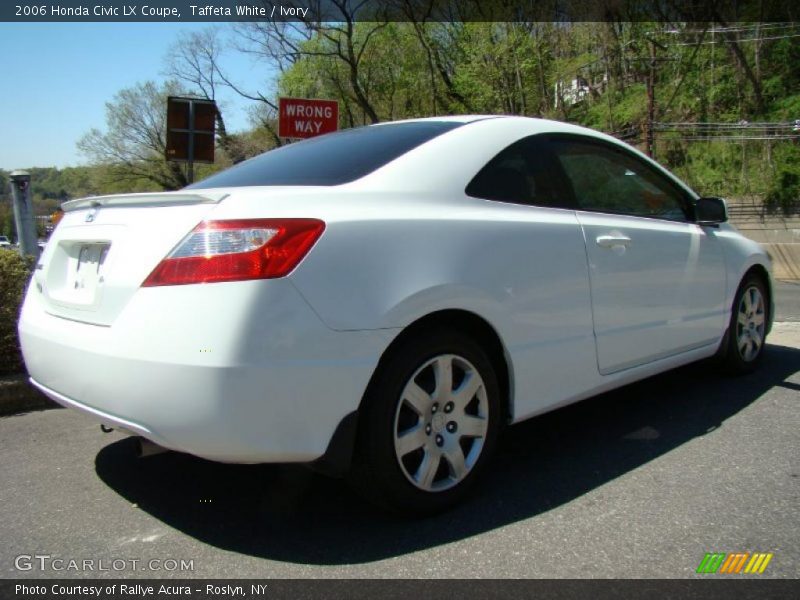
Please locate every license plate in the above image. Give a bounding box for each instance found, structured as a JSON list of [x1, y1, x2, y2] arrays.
[[68, 243, 110, 303]]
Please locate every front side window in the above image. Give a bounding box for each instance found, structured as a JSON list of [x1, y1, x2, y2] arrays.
[[551, 138, 689, 221]]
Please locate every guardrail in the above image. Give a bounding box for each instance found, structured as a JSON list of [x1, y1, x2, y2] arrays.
[[728, 204, 767, 218]]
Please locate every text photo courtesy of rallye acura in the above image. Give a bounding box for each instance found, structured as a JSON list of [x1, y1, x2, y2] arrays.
[[18, 116, 773, 514]]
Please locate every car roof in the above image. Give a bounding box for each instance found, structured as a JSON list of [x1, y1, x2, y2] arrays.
[[377, 115, 602, 135], [350, 115, 697, 199]]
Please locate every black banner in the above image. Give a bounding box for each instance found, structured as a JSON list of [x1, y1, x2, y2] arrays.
[[2, 0, 798, 23], [1, 579, 799, 600]]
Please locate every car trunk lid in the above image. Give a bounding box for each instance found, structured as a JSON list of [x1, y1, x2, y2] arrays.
[[34, 191, 227, 326]]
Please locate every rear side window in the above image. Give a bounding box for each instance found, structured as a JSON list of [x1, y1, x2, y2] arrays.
[[466, 136, 570, 208], [187, 121, 464, 189]]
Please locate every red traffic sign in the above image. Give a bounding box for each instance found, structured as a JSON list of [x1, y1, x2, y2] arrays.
[[279, 97, 339, 139]]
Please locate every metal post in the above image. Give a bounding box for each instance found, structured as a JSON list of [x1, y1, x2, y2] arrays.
[[8, 170, 39, 259], [646, 40, 656, 159], [187, 100, 195, 184]]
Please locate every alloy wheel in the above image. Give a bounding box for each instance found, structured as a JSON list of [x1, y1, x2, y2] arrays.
[[393, 354, 489, 492], [736, 285, 766, 362]]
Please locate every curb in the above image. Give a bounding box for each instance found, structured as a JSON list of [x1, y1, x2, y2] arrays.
[[0, 374, 58, 417]]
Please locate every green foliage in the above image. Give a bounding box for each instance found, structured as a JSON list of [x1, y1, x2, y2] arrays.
[[53, 21, 800, 207], [582, 83, 648, 132], [0, 251, 33, 376], [668, 139, 800, 208], [765, 170, 800, 215], [450, 23, 545, 115], [278, 23, 440, 124], [0, 203, 14, 241], [0, 166, 105, 224]]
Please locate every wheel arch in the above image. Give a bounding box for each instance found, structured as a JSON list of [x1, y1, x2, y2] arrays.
[[365, 309, 514, 423], [309, 309, 513, 478]]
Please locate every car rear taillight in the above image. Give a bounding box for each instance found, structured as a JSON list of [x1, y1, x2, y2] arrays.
[[142, 219, 325, 286]]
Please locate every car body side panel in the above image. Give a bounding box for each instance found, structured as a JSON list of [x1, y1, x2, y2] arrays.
[[715, 223, 775, 329], [289, 202, 600, 422]]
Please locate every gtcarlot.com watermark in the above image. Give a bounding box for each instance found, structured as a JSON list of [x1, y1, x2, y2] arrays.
[[14, 554, 194, 573]]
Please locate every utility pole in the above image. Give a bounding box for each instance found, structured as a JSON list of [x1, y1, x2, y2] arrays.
[[646, 41, 656, 158], [644, 36, 668, 159], [8, 170, 39, 259]]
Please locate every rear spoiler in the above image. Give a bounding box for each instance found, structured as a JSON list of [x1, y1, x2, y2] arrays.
[[62, 191, 228, 213]]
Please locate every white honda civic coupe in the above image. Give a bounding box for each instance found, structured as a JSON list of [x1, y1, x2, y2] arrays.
[[19, 116, 772, 513]]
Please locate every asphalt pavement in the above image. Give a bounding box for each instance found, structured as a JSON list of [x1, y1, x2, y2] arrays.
[[1, 306, 798, 578]]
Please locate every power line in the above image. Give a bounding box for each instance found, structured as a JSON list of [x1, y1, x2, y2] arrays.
[[654, 123, 800, 133], [659, 135, 800, 140], [659, 22, 800, 44], [655, 121, 798, 126], [665, 23, 799, 35], [609, 122, 800, 144], [671, 32, 800, 45]]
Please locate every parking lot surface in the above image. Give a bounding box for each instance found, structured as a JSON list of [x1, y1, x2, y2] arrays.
[[1, 316, 798, 579]]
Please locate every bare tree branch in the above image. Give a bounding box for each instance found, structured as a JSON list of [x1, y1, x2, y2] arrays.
[[77, 81, 188, 190]]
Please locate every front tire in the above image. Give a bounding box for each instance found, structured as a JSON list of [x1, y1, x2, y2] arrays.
[[721, 274, 769, 374], [351, 329, 501, 515]]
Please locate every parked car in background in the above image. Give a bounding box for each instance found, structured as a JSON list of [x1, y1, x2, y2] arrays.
[[18, 116, 773, 514], [0, 235, 11, 249]]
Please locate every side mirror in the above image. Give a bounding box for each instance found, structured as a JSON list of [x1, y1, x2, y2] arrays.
[[695, 197, 728, 225]]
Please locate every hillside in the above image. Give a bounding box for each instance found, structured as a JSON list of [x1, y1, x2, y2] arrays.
[[2, 21, 799, 240]]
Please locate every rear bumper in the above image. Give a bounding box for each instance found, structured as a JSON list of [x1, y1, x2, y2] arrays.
[[30, 378, 158, 439], [19, 278, 395, 463]]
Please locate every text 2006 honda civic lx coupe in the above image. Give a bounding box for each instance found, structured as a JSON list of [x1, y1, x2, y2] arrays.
[[19, 116, 773, 513]]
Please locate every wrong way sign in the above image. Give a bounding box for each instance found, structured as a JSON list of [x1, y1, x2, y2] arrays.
[[279, 97, 339, 139]]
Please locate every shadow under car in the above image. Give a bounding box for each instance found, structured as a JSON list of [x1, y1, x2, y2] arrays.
[[94, 343, 800, 565]]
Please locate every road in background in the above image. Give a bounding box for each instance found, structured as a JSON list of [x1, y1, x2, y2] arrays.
[[775, 280, 800, 322]]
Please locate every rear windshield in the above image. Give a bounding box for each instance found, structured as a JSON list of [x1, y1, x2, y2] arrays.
[[186, 121, 464, 189]]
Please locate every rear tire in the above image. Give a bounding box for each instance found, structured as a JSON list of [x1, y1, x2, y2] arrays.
[[351, 329, 501, 515], [721, 274, 769, 374]]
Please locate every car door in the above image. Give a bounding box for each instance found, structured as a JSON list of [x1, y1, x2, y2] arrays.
[[548, 135, 726, 375], [464, 135, 599, 420]]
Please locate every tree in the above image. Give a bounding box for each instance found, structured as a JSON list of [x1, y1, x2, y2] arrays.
[[277, 22, 437, 124], [397, 4, 475, 113], [233, 1, 391, 127], [0, 203, 13, 241], [77, 81, 189, 190]]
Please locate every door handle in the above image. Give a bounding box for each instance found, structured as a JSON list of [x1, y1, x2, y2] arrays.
[[596, 234, 632, 248]]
